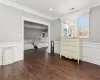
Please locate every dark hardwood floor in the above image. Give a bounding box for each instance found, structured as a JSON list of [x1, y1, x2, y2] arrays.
[[0, 48, 100, 80]]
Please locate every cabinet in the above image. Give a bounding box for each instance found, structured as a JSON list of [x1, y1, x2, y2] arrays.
[[60, 38, 81, 64]]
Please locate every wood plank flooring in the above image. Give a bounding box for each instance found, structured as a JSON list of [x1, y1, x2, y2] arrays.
[[0, 48, 100, 80]]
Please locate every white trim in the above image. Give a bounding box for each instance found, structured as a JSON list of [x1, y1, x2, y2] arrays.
[[82, 42, 100, 45], [90, 2, 100, 9], [22, 16, 51, 54], [0, 42, 22, 66], [60, 8, 90, 21], [60, 3, 100, 20], [0, 0, 100, 20], [23, 17, 50, 26], [82, 42, 100, 48], [0, 42, 21, 47], [82, 42, 100, 65], [54, 3, 100, 20], [24, 24, 48, 30], [0, 0, 54, 20]]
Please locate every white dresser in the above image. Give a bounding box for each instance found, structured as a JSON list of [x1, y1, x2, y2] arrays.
[[60, 38, 81, 64]]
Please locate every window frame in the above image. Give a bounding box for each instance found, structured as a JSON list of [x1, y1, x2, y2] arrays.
[[61, 13, 89, 38]]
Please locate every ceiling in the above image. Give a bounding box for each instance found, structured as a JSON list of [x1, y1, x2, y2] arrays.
[[24, 21, 48, 31], [9, 0, 100, 19]]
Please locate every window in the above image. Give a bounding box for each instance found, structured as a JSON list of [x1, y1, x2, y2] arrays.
[[62, 14, 89, 38], [62, 22, 69, 37], [78, 15, 89, 38]]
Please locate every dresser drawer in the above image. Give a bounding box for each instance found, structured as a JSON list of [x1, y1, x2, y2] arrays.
[[61, 50, 79, 59], [60, 50, 69, 57], [62, 38, 79, 42], [61, 50, 75, 57], [66, 39, 79, 42], [61, 46, 79, 52], [61, 42, 79, 46], [61, 51, 79, 59]]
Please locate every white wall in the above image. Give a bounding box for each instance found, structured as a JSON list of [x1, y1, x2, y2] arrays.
[[82, 5, 100, 43], [24, 27, 43, 42], [0, 3, 51, 42], [51, 19, 61, 41]]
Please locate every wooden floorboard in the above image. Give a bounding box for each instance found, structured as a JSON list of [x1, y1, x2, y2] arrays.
[[0, 48, 100, 80]]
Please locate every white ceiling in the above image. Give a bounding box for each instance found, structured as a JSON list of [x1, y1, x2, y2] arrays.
[[9, 0, 100, 19]]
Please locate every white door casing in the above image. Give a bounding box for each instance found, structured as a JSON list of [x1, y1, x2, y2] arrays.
[[22, 16, 51, 55]]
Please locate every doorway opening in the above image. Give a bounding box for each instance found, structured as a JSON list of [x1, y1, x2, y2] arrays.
[[22, 17, 50, 59]]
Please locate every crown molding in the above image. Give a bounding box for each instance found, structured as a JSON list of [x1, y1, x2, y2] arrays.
[[90, 2, 100, 9], [0, 0, 55, 20], [60, 8, 90, 21], [0, 0, 100, 21], [60, 3, 100, 21]]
